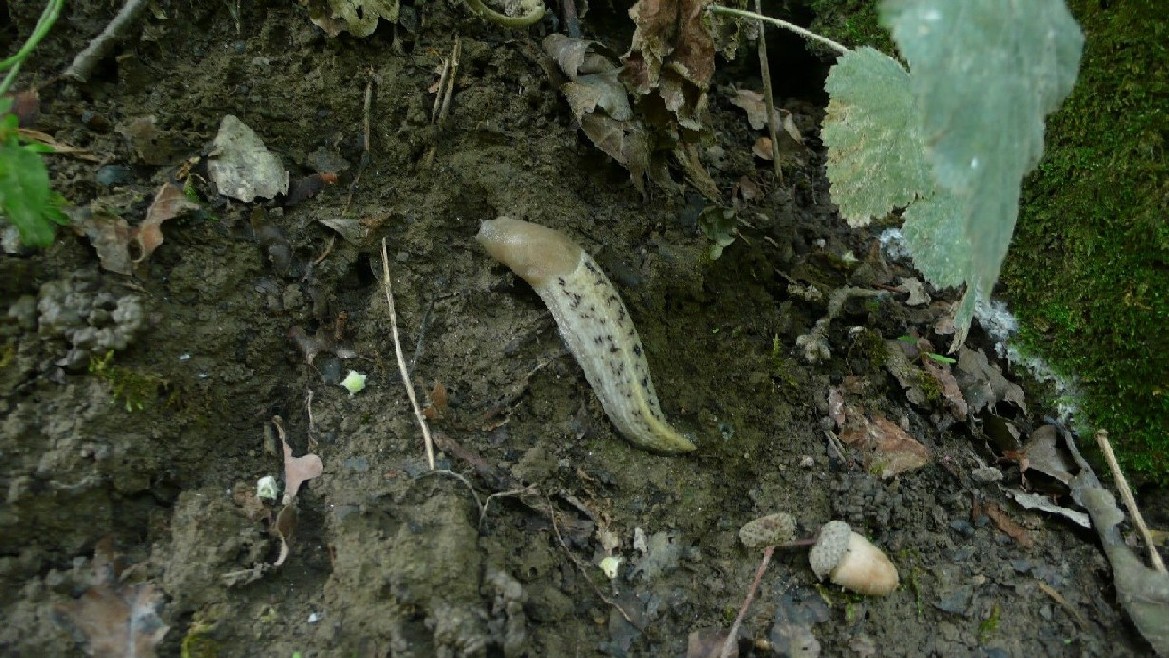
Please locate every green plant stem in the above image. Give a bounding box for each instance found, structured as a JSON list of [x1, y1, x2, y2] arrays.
[[463, 0, 545, 28], [0, 0, 65, 96], [709, 4, 850, 55]]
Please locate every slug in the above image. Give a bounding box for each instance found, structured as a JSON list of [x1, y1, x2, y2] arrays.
[[477, 217, 697, 454]]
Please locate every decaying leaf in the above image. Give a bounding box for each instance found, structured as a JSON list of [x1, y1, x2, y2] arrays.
[[622, 0, 715, 132], [423, 381, 449, 420], [1065, 431, 1169, 654], [729, 89, 804, 146], [55, 542, 169, 658], [955, 346, 1026, 414], [768, 590, 829, 658], [883, 338, 967, 420], [1022, 424, 1075, 484], [1007, 489, 1089, 529], [835, 391, 931, 478], [138, 183, 199, 262], [73, 183, 198, 275], [309, 0, 399, 37], [207, 115, 289, 202], [980, 501, 1034, 548]]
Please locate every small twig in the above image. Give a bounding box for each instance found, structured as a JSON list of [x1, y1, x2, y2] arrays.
[[463, 0, 545, 27], [1095, 430, 1166, 573], [380, 237, 436, 470], [547, 496, 641, 629], [436, 37, 462, 128], [63, 0, 151, 82], [708, 5, 850, 55], [720, 545, 775, 658], [409, 301, 435, 373], [344, 69, 376, 215], [754, 0, 783, 187], [0, 0, 63, 95]]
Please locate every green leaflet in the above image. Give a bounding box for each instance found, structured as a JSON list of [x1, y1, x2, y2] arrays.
[[822, 0, 1083, 347], [822, 47, 928, 227], [0, 133, 68, 247]]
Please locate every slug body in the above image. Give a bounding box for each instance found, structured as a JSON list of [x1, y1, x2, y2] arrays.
[[477, 217, 696, 454]]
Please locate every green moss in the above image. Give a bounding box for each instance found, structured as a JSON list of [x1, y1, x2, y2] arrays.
[[808, 0, 895, 54], [88, 350, 172, 412], [1003, 0, 1169, 483]]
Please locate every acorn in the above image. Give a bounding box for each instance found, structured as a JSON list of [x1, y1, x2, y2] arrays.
[[808, 521, 898, 596]]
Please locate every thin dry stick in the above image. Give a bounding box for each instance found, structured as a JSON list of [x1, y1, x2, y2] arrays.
[[1095, 429, 1166, 573], [64, 0, 151, 81], [437, 37, 462, 127], [720, 545, 775, 658], [709, 5, 850, 55], [754, 0, 783, 187], [344, 70, 376, 214], [547, 497, 640, 629], [381, 238, 436, 470]]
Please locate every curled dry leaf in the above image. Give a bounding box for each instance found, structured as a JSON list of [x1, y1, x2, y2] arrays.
[[74, 183, 197, 275], [839, 409, 931, 478], [955, 346, 1026, 414], [729, 89, 804, 146], [622, 0, 715, 131], [980, 501, 1034, 548]]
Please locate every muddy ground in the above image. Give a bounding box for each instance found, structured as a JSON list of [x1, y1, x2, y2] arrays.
[[0, 0, 1160, 656]]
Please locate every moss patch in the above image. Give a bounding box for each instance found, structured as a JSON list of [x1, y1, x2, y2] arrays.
[[1003, 0, 1169, 482]]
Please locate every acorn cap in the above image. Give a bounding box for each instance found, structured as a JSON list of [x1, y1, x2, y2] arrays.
[[739, 512, 797, 548], [809, 520, 852, 579]]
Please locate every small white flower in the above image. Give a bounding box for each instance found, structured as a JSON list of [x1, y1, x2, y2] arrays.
[[341, 370, 367, 396], [256, 475, 278, 502], [599, 556, 623, 580]]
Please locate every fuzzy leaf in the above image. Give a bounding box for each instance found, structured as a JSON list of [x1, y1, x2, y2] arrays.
[[881, 0, 1083, 346], [822, 47, 930, 226], [0, 142, 68, 247]]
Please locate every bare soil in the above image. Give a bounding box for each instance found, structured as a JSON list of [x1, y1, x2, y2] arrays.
[[0, 1, 1156, 656]]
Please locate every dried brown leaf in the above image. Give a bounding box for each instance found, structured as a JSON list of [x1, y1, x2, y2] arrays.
[[1022, 424, 1074, 484], [623, 0, 714, 132], [982, 501, 1034, 548], [921, 357, 968, 420], [423, 381, 449, 420], [74, 211, 137, 275], [543, 34, 616, 78], [839, 409, 931, 478], [137, 183, 198, 263], [579, 113, 651, 190], [563, 72, 633, 121], [278, 420, 323, 505]]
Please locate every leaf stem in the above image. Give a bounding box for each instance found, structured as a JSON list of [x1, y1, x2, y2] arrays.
[[708, 5, 850, 56], [0, 0, 65, 96]]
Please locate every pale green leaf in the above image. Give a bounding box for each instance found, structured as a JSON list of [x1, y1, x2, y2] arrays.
[[822, 47, 930, 227], [880, 0, 1083, 345], [900, 188, 965, 289]]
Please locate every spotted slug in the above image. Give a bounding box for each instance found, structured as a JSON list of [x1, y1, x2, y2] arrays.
[[477, 217, 697, 454]]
